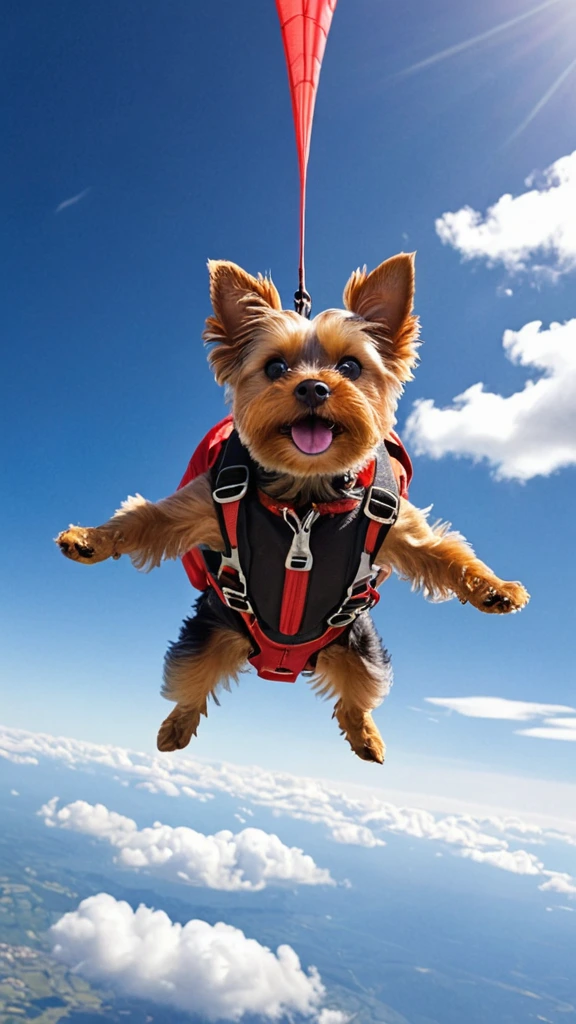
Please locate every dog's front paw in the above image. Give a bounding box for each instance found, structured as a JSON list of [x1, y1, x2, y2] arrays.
[[56, 526, 118, 565], [462, 573, 530, 615]]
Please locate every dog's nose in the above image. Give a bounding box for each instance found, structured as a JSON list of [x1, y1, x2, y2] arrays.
[[294, 379, 331, 408]]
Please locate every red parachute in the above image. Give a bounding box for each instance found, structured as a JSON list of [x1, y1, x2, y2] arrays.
[[275, 0, 338, 315]]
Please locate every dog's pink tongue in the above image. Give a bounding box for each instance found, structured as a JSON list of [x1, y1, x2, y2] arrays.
[[291, 419, 333, 455]]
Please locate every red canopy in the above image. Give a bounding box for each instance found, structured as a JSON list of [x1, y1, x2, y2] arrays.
[[275, 0, 337, 306]]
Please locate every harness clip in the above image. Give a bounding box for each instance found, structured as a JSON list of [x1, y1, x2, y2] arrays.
[[282, 507, 319, 572], [221, 587, 254, 615], [327, 591, 377, 629], [213, 465, 250, 504], [365, 485, 399, 525], [218, 550, 253, 615]]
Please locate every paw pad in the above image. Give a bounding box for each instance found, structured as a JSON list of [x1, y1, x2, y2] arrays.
[[74, 542, 95, 559], [483, 591, 510, 610]]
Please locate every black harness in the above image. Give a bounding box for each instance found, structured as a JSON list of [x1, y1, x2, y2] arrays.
[[201, 430, 399, 681]]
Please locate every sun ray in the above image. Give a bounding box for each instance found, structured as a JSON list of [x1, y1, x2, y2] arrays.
[[507, 55, 576, 141], [396, 0, 565, 77]]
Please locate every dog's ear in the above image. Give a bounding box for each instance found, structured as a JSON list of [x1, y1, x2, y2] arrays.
[[204, 260, 282, 383], [343, 254, 419, 381]]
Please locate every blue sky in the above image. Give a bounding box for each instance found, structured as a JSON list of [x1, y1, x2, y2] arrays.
[[2, 0, 575, 814]]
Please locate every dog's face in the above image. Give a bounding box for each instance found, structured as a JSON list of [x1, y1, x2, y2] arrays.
[[203, 257, 419, 477]]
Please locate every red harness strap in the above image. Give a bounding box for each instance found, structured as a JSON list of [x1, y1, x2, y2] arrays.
[[220, 500, 240, 549], [365, 517, 384, 557], [247, 620, 346, 682], [279, 569, 309, 636]]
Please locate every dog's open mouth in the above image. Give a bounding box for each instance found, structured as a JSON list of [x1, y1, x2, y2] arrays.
[[280, 417, 341, 455]]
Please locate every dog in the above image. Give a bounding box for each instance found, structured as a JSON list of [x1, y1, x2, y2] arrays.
[[57, 255, 529, 763]]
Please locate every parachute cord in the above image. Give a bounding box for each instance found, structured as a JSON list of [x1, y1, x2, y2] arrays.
[[294, 211, 312, 318], [294, 163, 311, 318]]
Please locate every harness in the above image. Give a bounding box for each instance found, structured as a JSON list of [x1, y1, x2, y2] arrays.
[[195, 429, 400, 683]]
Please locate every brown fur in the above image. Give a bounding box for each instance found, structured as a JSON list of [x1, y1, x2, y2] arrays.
[[57, 254, 529, 762], [379, 499, 528, 613], [158, 627, 252, 752], [312, 645, 387, 762], [57, 473, 223, 570]]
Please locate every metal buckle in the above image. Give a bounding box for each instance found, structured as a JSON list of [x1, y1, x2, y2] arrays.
[[327, 609, 358, 628], [326, 555, 378, 627], [283, 507, 319, 572], [218, 551, 253, 614], [221, 586, 253, 615], [327, 594, 374, 629], [288, 554, 311, 571], [365, 485, 399, 525], [213, 465, 250, 504]]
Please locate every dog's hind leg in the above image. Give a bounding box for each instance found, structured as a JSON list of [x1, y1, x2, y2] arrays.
[[311, 615, 392, 764], [157, 596, 251, 752]]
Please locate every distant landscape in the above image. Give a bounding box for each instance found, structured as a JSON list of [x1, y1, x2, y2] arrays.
[[1, 727, 574, 1024]]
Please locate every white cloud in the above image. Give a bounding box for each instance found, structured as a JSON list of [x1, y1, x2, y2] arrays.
[[50, 893, 327, 1022], [405, 317, 576, 480], [316, 1011, 351, 1024], [539, 872, 576, 895], [330, 824, 385, 848], [459, 847, 543, 875], [362, 806, 506, 854], [0, 748, 38, 766], [425, 697, 576, 721], [40, 798, 335, 891], [41, 797, 136, 839], [55, 187, 91, 214], [135, 778, 180, 797], [426, 698, 576, 746], [517, 717, 576, 742], [435, 150, 576, 274], [521, 728, 576, 742]]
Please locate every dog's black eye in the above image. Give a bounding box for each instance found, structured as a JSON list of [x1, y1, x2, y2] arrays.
[[336, 357, 362, 381], [265, 359, 289, 381]]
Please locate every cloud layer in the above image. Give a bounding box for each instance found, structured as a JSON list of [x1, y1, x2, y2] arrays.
[[406, 318, 576, 480], [50, 893, 328, 1022], [435, 150, 576, 274], [2, 725, 575, 897], [40, 798, 335, 891]]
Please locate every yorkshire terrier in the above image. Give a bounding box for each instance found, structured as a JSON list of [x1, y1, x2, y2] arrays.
[[57, 255, 529, 763]]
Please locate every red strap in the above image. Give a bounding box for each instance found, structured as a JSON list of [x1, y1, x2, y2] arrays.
[[220, 500, 240, 549], [208, 572, 343, 683], [248, 619, 345, 683], [178, 415, 234, 490], [355, 459, 376, 490], [279, 568, 309, 635], [365, 518, 383, 557], [257, 490, 360, 518], [386, 430, 413, 498], [179, 416, 236, 591]]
